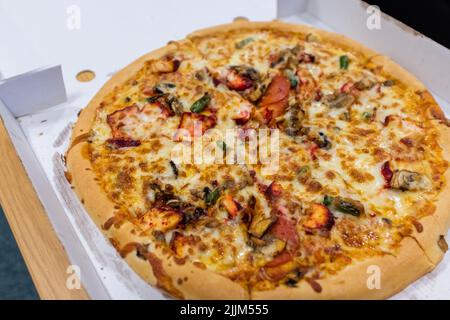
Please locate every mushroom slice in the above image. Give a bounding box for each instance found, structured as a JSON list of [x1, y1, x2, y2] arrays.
[[324, 92, 355, 109], [354, 78, 375, 90], [303, 203, 335, 230], [390, 170, 430, 191]]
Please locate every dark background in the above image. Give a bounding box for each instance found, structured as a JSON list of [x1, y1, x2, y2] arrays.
[[368, 0, 450, 49]]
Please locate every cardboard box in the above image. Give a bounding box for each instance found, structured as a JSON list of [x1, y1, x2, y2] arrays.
[[0, 0, 449, 299]]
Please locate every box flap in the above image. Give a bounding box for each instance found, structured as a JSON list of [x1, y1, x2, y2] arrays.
[[0, 65, 67, 117]]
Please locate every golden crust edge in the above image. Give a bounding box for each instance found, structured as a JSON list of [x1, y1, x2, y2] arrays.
[[66, 21, 450, 300], [411, 124, 450, 265]]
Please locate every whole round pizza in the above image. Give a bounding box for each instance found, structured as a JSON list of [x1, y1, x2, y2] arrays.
[[66, 21, 450, 299]]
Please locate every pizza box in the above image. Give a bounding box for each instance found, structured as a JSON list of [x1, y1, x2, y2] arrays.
[[0, 0, 449, 300]]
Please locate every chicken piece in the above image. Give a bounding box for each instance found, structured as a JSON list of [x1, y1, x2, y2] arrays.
[[140, 208, 183, 233], [148, 56, 180, 73], [170, 232, 186, 257], [107, 105, 140, 139], [383, 115, 426, 161], [324, 92, 355, 109], [226, 66, 258, 91], [222, 195, 239, 218], [340, 81, 354, 94], [303, 203, 334, 230], [297, 69, 318, 101], [106, 102, 173, 145], [232, 103, 253, 125]]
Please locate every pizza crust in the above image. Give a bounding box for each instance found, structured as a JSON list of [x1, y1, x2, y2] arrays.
[[252, 237, 433, 300], [413, 124, 450, 265], [67, 20, 450, 299]]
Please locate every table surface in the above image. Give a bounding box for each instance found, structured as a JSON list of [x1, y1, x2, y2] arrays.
[[0, 118, 89, 299]]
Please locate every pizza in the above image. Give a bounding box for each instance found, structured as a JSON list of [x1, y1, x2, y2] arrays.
[[66, 20, 450, 299]]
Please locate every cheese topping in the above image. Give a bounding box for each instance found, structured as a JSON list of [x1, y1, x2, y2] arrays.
[[83, 27, 448, 292]]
